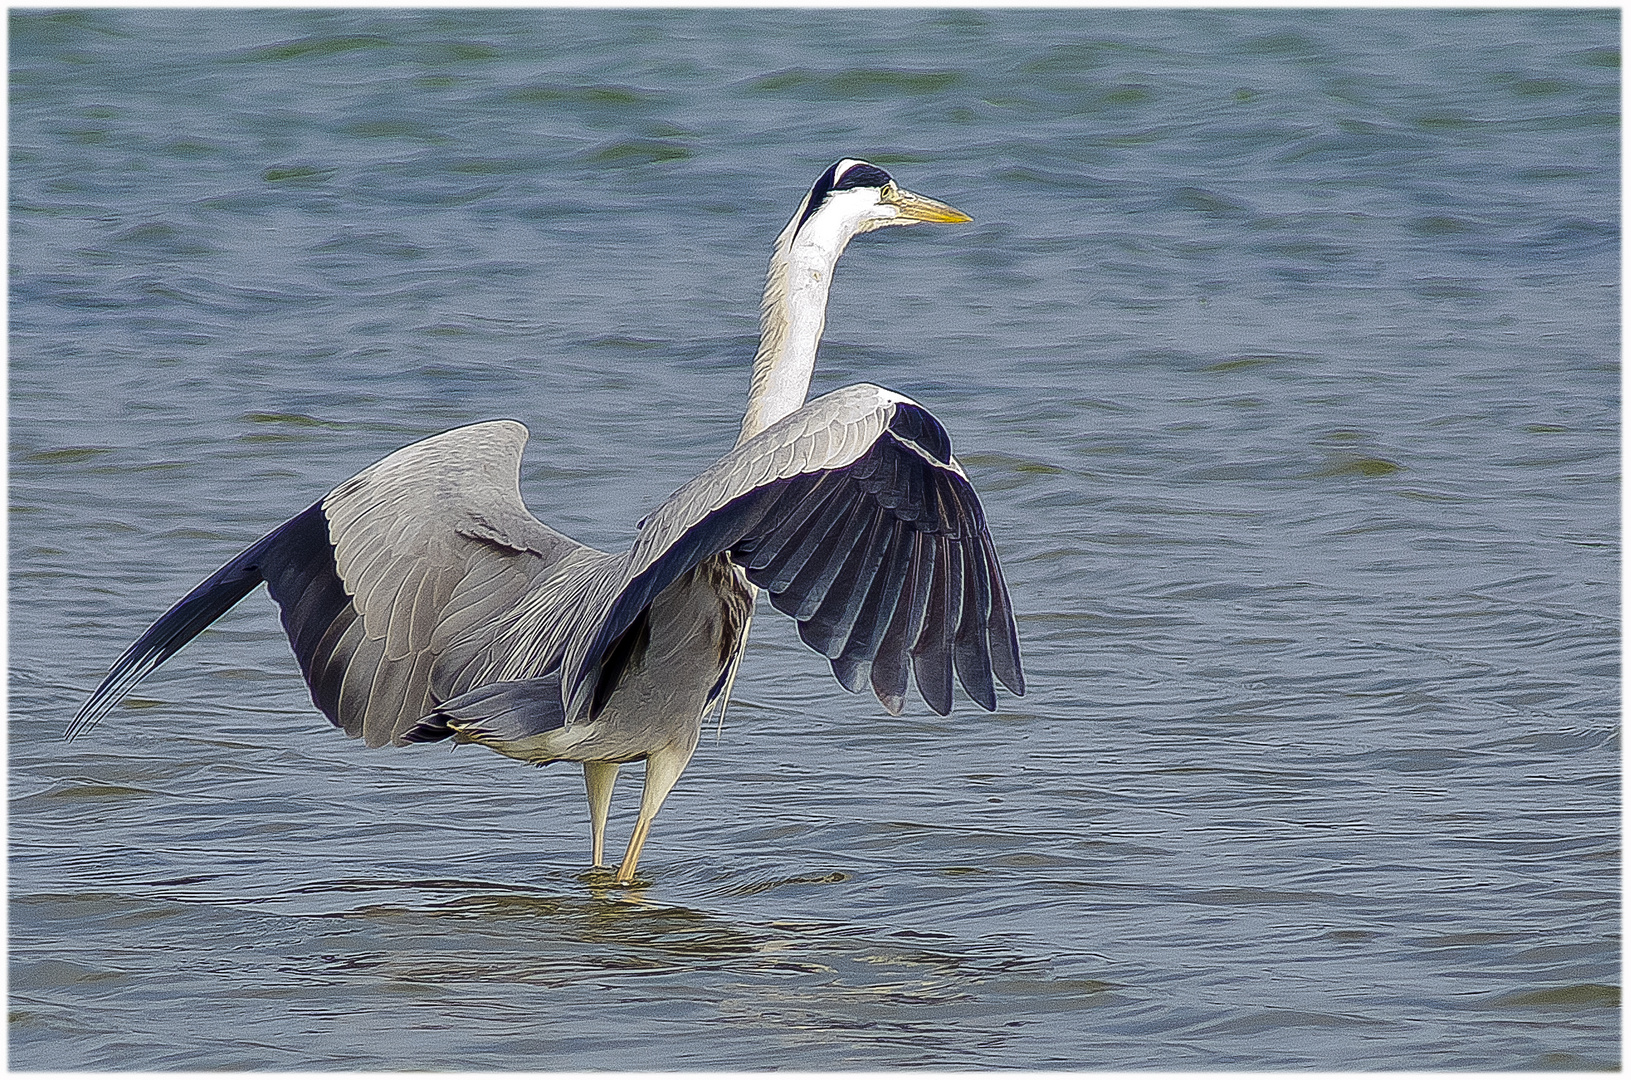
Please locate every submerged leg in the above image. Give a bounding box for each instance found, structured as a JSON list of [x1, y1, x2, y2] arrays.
[[584, 761, 620, 868], [614, 741, 697, 885]]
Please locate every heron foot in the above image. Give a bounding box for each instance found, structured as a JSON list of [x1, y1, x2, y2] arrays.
[[579, 865, 620, 886], [579, 865, 649, 891], [611, 871, 649, 888]]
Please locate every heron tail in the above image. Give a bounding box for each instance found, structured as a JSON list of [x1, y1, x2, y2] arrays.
[[401, 674, 567, 746]]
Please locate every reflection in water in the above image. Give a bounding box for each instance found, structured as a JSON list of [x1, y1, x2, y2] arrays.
[[92, 876, 1124, 1065]]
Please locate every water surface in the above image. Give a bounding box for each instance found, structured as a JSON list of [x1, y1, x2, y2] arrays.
[[10, 8, 1619, 1070]]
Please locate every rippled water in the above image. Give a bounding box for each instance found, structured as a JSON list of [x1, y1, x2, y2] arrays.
[[10, 8, 1619, 1070]]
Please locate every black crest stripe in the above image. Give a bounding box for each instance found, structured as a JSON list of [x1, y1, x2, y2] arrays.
[[834, 163, 892, 191], [796, 160, 894, 232]]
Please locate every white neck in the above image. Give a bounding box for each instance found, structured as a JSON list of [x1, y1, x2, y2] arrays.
[[736, 209, 856, 445]]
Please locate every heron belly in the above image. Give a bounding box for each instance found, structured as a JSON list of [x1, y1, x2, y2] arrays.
[[492, 555, 753, 766]]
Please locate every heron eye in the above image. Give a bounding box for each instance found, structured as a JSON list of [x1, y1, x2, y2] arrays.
[[881, 181, 898, 200]]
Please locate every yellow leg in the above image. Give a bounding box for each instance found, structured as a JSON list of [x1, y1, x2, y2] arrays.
[[614, 742, 696, 885], [583, 761, 619, 869], [617, 817, 655, 887]]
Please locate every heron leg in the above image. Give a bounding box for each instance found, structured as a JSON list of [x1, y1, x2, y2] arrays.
[[614, 742, 695, 885], [584, 761, 619, 868]]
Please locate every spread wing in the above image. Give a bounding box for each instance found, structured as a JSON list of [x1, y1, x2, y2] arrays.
[[562, 383, 1024, 718], [69, 421, 589, 746]]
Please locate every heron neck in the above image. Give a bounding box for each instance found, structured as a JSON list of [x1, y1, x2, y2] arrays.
[[737, 219, 849, 445]]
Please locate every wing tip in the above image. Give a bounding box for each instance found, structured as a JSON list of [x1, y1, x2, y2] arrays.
[[64, 706, 104, 742], [65, 696, 108, 741], [64, 649, 169, 741]]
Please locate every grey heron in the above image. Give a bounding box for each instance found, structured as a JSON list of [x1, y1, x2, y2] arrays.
[[70, 158, 1025, 885]]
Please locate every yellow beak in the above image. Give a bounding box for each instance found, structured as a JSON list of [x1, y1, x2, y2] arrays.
[[882, 183, 973, 224]]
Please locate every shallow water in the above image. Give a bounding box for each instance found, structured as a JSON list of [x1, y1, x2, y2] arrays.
[[9, 8, 1619, 1070]]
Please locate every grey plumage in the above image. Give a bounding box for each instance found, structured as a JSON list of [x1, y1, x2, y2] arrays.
[[69, 159, 1023, 884]]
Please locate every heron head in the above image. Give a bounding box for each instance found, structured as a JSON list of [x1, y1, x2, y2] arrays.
[[794, 158, 972, 241]]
